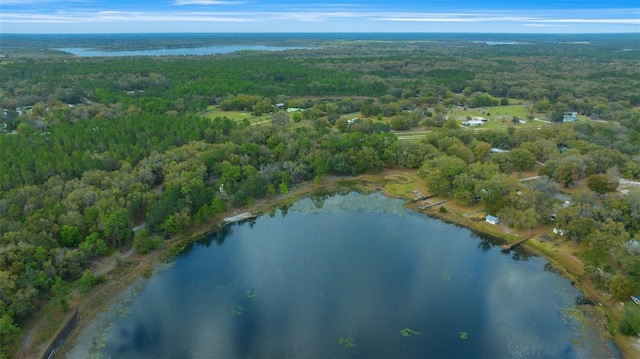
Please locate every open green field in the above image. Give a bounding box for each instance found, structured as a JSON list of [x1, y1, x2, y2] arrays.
[[447, 104, 553, 130], [394, 131, 430, 142], [448, 104, 541, 121], [202, 107, 271, 124]]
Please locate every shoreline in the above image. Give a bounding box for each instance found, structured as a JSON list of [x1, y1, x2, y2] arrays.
[[20, 169, 637, 359]]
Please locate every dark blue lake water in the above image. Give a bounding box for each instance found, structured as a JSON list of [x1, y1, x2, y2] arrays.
[[69, 192, 613, 358], [56, 45, 307, 57]]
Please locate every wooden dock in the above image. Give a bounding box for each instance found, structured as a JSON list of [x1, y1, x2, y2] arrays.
[[418, 199, 450, 210], [223, 212, 256, 224], [413, 195, 436, 203], [501, 234, 535, 251]]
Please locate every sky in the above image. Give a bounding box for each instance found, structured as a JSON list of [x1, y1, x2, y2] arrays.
[[1, 0, 639, 34]]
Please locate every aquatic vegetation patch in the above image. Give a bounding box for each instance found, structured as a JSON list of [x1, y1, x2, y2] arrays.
[[116, 307, 131, 318], [246, 289, 256, 298], [230, 305, 245, 316], [459, 331, 468, 339], [338, 337, 356, 347], [401, 328, 419, 337]]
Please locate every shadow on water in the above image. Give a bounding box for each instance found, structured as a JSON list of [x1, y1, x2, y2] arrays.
[[506, 247, 534, 261], [477, 236, 495, 251], [310, 191, 331, 209]]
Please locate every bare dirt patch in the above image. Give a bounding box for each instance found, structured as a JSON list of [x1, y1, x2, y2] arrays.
[[619, 179, 640, 195], [384, 173, 413, 184]]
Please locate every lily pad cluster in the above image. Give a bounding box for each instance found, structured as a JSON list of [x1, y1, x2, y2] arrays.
[[401, 328, 420, 337]]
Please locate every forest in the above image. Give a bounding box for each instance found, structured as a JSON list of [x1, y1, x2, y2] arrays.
[[1, 34, 640, 357]]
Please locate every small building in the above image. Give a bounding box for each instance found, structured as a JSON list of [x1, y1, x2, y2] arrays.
[[347, 118, 359, 125], [563, 112, 578, 123], [553, 227, 565, 236], [473, 116, 488, 122], [286, 107, 302, 113], [486, 215, 499, 225], [462, 119, 484, 126], [275, 103, 285, 109], [490, 148, 510, 153]]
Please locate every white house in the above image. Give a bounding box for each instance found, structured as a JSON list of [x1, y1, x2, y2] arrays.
[[553, 228, 565, 236], [486, 215, 499, 225], [490, 148, 510, 153], [463, 119, 484, 127], [563, 112, 578, 123]]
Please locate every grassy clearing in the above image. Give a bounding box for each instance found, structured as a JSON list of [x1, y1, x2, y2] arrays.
[[203, 107, 271, 124], [447, 104, 534, 119], [338, 112, 361, 120], [395, 131, 429, 142], [447, 104, 550, 130]]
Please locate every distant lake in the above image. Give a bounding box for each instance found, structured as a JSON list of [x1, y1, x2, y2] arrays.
[[56, 45, 309, 57], [472, 41, 520, 45], [69, 192, 614, 358]]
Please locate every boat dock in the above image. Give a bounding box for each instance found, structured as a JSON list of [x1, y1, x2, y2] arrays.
[[418, 199, 450, 210], [501, 234, 535, 251], [223, 212, 256, 224]]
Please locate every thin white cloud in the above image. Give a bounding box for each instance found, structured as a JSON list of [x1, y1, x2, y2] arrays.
[[1, 0, 91, 3], [2, 7, 638, 28], [373, 12, 640, 25], [173, 0, 246, 5], [531, 18, 640, 24], [376, 15, 535, 23], [1, 11, 256, 23], [523, 24, 570, 27], [276, 11, 365, 22]]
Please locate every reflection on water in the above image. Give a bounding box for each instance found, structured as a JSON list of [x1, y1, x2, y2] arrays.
[[69, 192, 613, 358]]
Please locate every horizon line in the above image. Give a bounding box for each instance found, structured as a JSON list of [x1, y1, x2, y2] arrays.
[[3, 31, 639, 35]]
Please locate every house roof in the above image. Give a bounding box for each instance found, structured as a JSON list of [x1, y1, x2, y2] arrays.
[[463, 120, 484, 125], [486, 215, 499, 221]]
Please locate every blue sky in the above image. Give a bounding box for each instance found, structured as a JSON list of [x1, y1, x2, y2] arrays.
[[1, 0, 639, 34]]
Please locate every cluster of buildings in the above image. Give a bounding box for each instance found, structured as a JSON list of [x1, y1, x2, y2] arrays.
[[562, 111, 579, 123], [462, 116, 488, 126]]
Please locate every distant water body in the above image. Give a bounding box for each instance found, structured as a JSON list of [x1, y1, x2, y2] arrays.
[[56, 45, 308, 57], [472, 41, 520, 45]]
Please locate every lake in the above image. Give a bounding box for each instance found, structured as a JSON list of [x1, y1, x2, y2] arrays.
[[56, 45, 309, 57], [69, 192, 614, 358]]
